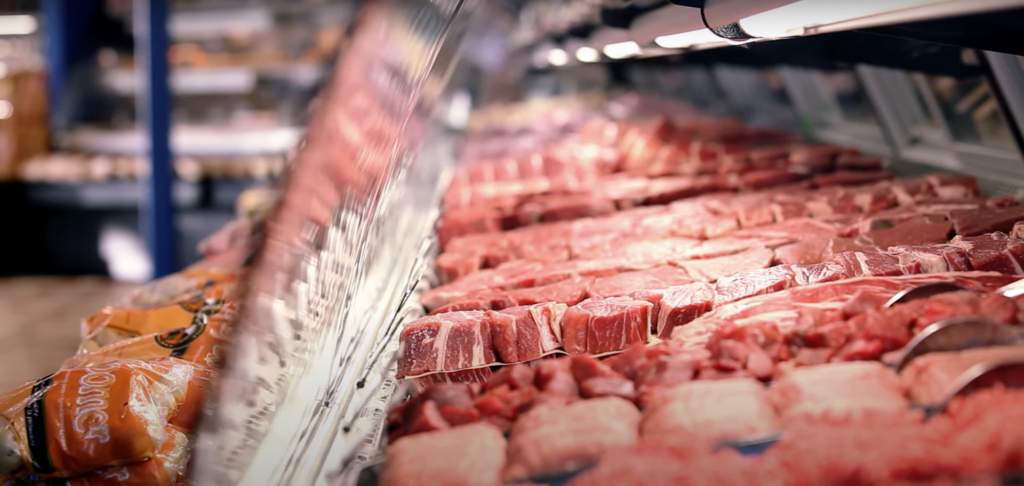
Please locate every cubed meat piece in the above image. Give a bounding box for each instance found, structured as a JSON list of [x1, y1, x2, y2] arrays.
[[503, 276, 593, 307], [832, 251, 922, 277], [949, 207, 1024, 236], [888, 244, 972, 273], [504, 397, 641, 482], [570, 355, 636, 400], [791, 262, 850, 286], [774, 237, 878, 266], [951, 234, 1024, 275], [899, 345, 1024, 405], [641, 378, 782, 445], [381, 422, 506, 486], [632, 282, 714, 339], [588, 266, 692, 299], [674, 247, 775, 282], [769, 362, 910, 423], [436, 208, 503, 249], [488, 303, 566, 363], [398, 311, 496, 377], [562, 297, 653, 355], [864, 215, 953, 249], [714, 265, 798, 307], [435, 252, 484, 285]]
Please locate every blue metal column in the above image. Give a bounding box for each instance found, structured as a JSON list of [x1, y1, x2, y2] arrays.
[[134, 0, 177, 277]]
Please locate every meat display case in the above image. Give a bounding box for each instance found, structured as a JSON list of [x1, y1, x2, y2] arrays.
[[188, 1, 1024, 485]]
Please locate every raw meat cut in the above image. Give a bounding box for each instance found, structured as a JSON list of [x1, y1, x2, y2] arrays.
[[380, 422, 506, 486], [488, 303, 567, 363], [863, 215, 953, 249], [714, 265, 798, 307], [398, 311, 496, 377], [791, 262, 849, 286], [732, 218, 840, 241], [435, 252, 483, 284], [813, 170, 893, 187], [899, 345, 1024, 404], [769, 362, 910, 423], [632, 282, 715, 338], [506, 276, 595, 306], [687, 272, 1018, 342], [832, 251, 922, 277], [641, 378, 781, 444], [674, 247, 774, 282], [949, 206, 1024, 236], [588, 266, 692, 299], [774, 237, 877, 265], [951, 234, 1024, 274], [561, 297, 653, 355], [504, 397, 641, 482], [888, 244, 972, 273]]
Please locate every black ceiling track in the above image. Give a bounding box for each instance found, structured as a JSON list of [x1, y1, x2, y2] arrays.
[[859, 8, 1024, 57], [600, 0, 679, 29]]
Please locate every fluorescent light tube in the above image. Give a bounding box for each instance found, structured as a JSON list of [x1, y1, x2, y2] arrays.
[[0, 15, 37, 36], [655, 29, 725, 48], [603, 41, 641, 60], [739, 0, 939, 38]]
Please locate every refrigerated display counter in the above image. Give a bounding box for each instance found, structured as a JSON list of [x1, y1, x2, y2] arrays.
[[173, 1, 1024, 485]]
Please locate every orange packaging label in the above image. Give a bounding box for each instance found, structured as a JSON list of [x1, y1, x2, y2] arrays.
[[66, 313, 231, 373], [0, 359, 206, 482], [80, 301, 236, 352]]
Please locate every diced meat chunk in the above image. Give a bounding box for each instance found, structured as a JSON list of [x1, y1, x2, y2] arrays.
[[488, 303, 566, 363], [562, 297, 653, 355], [714, 265, 798, 307], [769, 362, 910, 423], [641, 378, 781, 445], [951, 234, 1024, 275], [631, 282, 715, 339], [381, 422, 506, 486], [398, 312, 496, 377], [832, 251, 922, 277], [674, 247, 774, 282], [504, 397, 641, 482], [888, 244, 972, 273], [949, 206, 1024, 236], [791, 262, 849, 286], [588, 266, 692, 299]]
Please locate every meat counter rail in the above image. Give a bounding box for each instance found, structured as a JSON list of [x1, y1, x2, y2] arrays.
[[374, 100, 1024, 485]]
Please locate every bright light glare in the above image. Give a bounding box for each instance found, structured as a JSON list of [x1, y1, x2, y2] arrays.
[[575, 47, 601, 63], [603, 41, 641, 60], [0, 100, 13, 120], [655, 29, 724, 49], [739, 0, 937, 38], [0, 15, 37, 36], [547, 48, 569, 67]]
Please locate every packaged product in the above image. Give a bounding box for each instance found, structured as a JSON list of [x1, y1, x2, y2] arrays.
[[66, 312, 230, 372], [113, 270, 237, 310], [15, 425, 192, 486], [79, 299, 236, 353], [0, 359, 206, 481]]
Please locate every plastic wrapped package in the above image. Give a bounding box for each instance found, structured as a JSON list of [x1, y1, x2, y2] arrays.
[[66, 312, 231, 372], [79, 299, 237, 353], [0, 358, 208, 482], [17, 425, 193, 486], [112, 270, 238, 310]]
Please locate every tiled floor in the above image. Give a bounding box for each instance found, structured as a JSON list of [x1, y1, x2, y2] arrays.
[[0, 277, 135, 391]]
